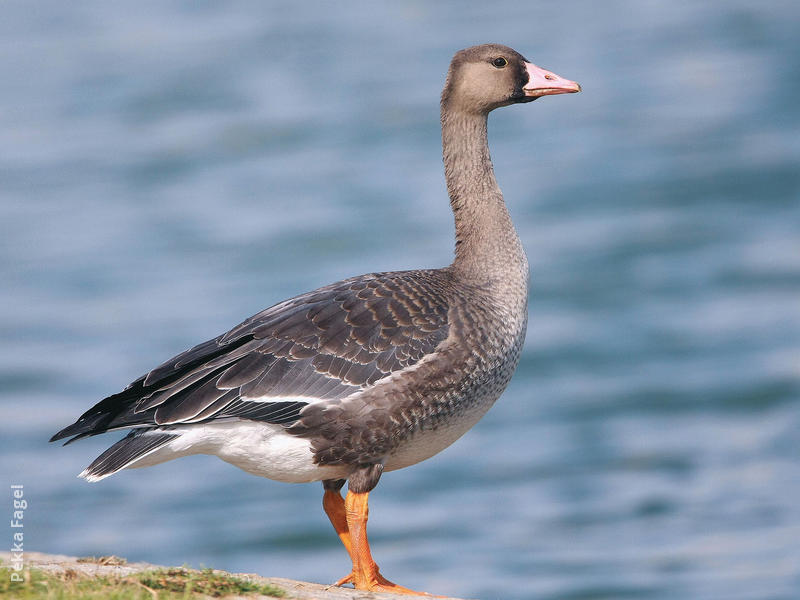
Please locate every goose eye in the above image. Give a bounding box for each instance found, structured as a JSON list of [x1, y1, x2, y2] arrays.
[[492, 57, 508, 68]]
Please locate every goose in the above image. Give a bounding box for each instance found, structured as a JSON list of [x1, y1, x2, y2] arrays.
[[51, 44, 580, 595]]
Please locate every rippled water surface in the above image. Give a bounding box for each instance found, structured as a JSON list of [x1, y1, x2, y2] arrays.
[[2, 2, 799, 599]]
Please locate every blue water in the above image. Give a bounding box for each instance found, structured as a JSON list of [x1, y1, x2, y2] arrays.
[[2, 2, 799, 599]]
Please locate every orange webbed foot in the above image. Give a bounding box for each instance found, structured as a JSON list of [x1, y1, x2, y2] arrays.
[[333, 568, 435, 595]]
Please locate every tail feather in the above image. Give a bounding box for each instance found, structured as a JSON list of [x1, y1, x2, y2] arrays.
[[80, 429, 179, 482]]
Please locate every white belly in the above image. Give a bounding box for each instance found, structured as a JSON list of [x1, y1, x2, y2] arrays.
[[130, 421, 350, 483]]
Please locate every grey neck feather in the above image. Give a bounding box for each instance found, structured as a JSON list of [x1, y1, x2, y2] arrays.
[[440, 103, 528, 285]]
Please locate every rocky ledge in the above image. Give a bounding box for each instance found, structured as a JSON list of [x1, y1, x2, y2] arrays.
[[0, 551, 468, 600]]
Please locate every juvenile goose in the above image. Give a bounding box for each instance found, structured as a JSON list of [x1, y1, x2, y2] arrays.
[[51, 44, 579, 594]]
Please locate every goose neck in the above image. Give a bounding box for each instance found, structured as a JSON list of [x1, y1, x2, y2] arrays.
[[441, 108, 526, 279]]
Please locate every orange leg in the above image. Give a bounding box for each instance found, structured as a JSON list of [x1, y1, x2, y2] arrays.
[[333, 490, 429, 595], [322, 488, 353, 557]]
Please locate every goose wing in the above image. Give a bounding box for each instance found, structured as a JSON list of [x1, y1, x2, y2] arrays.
[[51, 270, 451, 444]]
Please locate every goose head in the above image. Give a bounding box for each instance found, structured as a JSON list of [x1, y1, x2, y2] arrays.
[[441, 44, 580, 114]]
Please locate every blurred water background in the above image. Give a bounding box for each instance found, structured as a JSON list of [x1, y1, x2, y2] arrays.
[[2, 2, 799, 599]]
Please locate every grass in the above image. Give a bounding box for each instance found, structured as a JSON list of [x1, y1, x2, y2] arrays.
[[0, 560, 286, 600]]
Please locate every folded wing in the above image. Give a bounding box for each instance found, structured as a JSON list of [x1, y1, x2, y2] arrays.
[[51, 270, 451, 444]]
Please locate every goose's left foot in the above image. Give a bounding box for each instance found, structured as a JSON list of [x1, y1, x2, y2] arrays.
[[334, 566, 429, 595], [325, 489, 433, 595]]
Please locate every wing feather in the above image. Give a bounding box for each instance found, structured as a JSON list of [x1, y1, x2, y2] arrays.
[[154, 376, 231, 425], [216, 354, 274, 389]]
